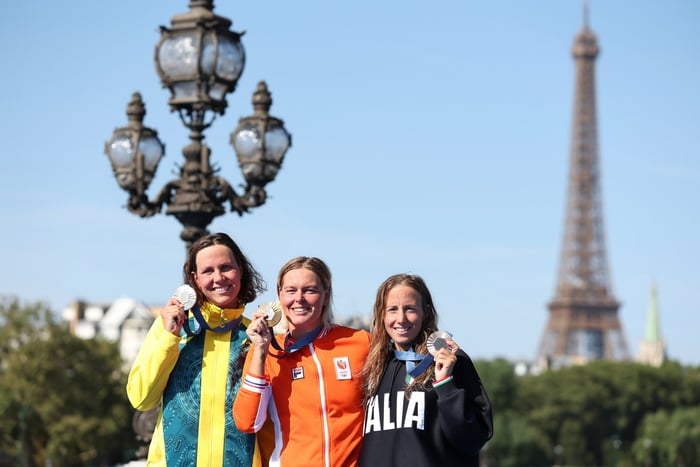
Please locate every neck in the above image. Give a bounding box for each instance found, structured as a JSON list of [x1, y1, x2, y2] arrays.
[[289, 323, 322, 340], [394, 341, 417, 352]]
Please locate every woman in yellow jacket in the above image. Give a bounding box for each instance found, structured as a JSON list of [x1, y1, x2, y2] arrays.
[[233, 257, 370, 467], [127, 233, 269, 466]]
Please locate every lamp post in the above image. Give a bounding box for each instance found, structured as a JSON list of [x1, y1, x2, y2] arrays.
[[105, 0, 291, 249]]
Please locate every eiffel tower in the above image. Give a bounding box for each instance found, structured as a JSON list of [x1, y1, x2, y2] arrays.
[[537, 5, 629, 367]]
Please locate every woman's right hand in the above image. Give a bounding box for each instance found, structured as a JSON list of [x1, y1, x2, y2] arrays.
[[161, 297, 186, 336], [246, 311, 272, 350]]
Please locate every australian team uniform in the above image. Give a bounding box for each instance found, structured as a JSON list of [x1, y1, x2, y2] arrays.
[[127, 302, 267, 466]]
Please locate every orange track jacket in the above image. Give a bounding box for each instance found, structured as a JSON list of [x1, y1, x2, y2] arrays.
[[233, 325, 370, 467]]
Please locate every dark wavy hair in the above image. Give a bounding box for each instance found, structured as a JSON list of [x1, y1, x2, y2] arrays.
[[182, 232, 266, 307], [361, 273, 439, 402]]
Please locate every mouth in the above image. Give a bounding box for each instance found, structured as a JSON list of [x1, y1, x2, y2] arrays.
[[392, 326, 413, 336]]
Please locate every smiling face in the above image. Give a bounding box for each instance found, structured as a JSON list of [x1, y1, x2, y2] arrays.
[[279, 267, 329, 338], [192, 244, 242, 308], [383, 284, 425, 351]]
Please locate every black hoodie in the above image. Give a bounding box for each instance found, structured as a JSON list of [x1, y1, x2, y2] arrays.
[[359, 350, 493, 467]]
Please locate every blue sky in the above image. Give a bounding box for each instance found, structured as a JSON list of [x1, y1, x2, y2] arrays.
[[1, 1, 698, 366]]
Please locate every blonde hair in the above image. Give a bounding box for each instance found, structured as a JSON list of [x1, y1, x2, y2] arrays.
[[277, 256, 335, 326]]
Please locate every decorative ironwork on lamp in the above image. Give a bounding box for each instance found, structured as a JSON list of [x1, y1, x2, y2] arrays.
[[104, 0, 291, 248]]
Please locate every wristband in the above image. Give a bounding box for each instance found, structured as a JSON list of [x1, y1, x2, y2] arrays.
[[432, 375, 454, 388]]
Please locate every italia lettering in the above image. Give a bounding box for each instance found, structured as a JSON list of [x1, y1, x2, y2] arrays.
[[364, 391, 425, 433]]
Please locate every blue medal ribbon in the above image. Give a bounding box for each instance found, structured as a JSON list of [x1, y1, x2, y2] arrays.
[[182, 304, 242, 336], [270, 325, 324, 358], [394, 349, 434, 378]]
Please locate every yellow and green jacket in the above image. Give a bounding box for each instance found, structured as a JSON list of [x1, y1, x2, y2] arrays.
[[127, 302, 266, 466]]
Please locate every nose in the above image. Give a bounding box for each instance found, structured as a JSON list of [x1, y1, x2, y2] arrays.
[[291, 290, 304, 302]]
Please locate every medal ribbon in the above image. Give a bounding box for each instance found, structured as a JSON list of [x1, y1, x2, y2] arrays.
[[270, 325, 324, 358], [394, 349, 434, 378], [182, 304, 243, 336]]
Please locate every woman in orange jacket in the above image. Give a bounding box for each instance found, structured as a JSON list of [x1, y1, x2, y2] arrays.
[[233, 257, 370, 467]]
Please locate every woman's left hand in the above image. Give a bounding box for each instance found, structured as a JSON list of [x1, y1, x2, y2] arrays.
[[434, 338, 458, 381]]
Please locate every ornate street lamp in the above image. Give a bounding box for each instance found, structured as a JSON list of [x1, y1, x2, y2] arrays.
[[104, 92, 165, 204], [231, 80, 292, 207], [104, 0, 291, 248]]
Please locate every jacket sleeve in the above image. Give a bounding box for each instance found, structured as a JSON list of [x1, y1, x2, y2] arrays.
[[233, 347, 272, 433], [125, 317, 181, 411], [433, 351, 494, 455]]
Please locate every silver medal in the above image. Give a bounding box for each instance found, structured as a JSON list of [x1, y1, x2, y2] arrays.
[[172, 285, 197, 310], [426, 330, 454, 356]]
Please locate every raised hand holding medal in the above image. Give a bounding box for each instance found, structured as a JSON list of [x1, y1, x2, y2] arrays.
[[427, 330, 459, 381], [245, 301, 282, 348], [162, 284, 197, 335]]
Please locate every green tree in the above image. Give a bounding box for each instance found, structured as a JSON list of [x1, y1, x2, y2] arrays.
[[558, 418, 590, 465], [516, 361, 700, 466], [483, 413, 549, 467], [475, 358, 519, 414], [517, 363, 618, 464], [0, 296, 136, 466], [633, 406, 700, 467]]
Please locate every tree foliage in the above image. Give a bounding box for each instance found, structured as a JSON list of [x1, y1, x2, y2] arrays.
[[478, 357, 700, 466], [0, 296, 136, 466], [475, 358, 519, 415], [632, 406, 700, 467]]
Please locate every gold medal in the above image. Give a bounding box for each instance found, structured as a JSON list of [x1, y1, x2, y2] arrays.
[[257, 301, 283, 327]]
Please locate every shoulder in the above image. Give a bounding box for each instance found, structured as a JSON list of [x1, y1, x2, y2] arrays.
[[328, 325, 370, 343], [315, 326, 370, 356], [454, 349, 479, 372]]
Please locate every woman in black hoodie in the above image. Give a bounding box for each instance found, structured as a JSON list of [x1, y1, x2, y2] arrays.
[[359, 273, 493, 467]]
